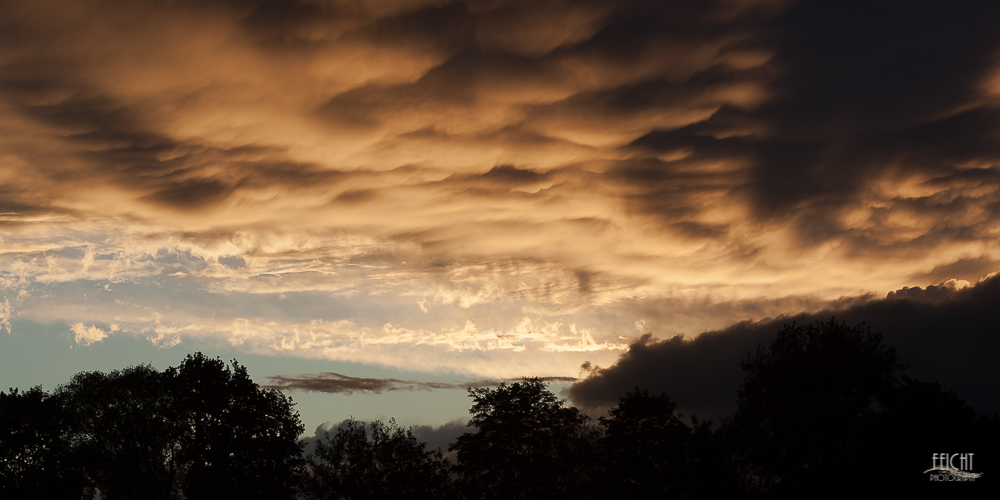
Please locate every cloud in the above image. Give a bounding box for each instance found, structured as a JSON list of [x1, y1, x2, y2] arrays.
[[263, 372, 576, 395], [0, 298, 11, 334], [0, 1, 1000, 304], [410, 418, 469, 454], [4, 0, 1000, 388], [70, 322, 111, 346], [567, 273, 1000, 420], [299, 416, 471, 457]]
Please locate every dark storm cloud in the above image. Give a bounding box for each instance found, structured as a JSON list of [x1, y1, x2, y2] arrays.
[[750, 0, 1000, 203], [0, 74, 358, 211], [318, 47, 569, 130], [310, 0, 775, 131], [601, 154, 745, 232], [264, 372, 576, 395], [615, 0, 1000, 254], [249, 0, 476, 55], [142, 179, 234, 209], [5, 0, 998, 233], [568, 274, 1000, 420], [410, 419, 469, 453], [0, 186, 75, 223], [475, 165, 548, 184], [300, 417, 469, 456]]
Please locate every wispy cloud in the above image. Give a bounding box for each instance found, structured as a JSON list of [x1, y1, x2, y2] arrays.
[[263, 372, 576, 395]]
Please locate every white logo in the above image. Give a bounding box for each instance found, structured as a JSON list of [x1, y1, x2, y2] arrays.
[[925, 453, 982, 481]]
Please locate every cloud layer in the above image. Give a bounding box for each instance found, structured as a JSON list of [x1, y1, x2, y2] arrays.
[[3, 0, 1000, 378]]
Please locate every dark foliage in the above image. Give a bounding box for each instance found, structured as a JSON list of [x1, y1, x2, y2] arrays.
[[727, 319, 904, 495], [449, 377, 598, 500], [304, 418, 451, 499], [595, 388, 741, 500], [3, 321, 997, 498], [1, 353, 304, 499], [859, 377, 997, 496], [597, 388, 692, 498], [726, 318, 998, 497], [58, 365, 187, 499], [0, 386, 85, 499], [167, 354, 305, 500]]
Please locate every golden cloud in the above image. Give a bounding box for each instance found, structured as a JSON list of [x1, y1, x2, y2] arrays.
[[3, 0, 1000, 376]]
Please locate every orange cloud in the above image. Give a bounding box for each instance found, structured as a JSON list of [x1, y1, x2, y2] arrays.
[[3, 0, 1000, 377]]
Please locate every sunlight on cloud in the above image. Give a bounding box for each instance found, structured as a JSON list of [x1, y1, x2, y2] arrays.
[[0, 298, 11, 334], [70, 322, 111, 346], [3, 0, 1000, 378]]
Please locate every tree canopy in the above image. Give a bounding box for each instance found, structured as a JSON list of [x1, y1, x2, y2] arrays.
[[597, 388, 693, 499], [728, 319, 905, 495], [0, 386, 84, 499], [305, 418, 451, 500], [2, 353, 304, 499], [449, 377, 597, 499], [167, 353, 305, 499]]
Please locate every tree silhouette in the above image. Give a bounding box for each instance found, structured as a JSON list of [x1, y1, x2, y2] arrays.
[[859, 376, 998, 495], [6, 325, 996, 498], [45, 353, 304, 499], [305, 418, 451, 499], [728, 319, 905, 497], [56, 365, 186, 500], [449, 378, 597, 500], [0, 386, 85, 499], [168, 353, 305, 500], [597, 388, 692, 499]]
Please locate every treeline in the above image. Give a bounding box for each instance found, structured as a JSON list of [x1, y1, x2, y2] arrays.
[[2, 319, 997, 498], [0, 354, 303, 499]]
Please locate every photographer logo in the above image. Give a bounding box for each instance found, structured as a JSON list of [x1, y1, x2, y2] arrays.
[[924, 453, 982, 482]]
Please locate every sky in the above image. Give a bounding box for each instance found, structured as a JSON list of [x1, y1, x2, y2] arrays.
[[2, 0, 999, 438]]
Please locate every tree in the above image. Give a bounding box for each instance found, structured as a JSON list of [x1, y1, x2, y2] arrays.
[[168, 353, 305, 500], [728, 319, 905, 497], [0, 386, 85, 499], [859, 376, 996, 496], [597, 388, 692, 499], [57, 365, 186, 500], [449, 378, 597, 500], [306, 418, 452, 499], [47, 353, 304, 499]]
